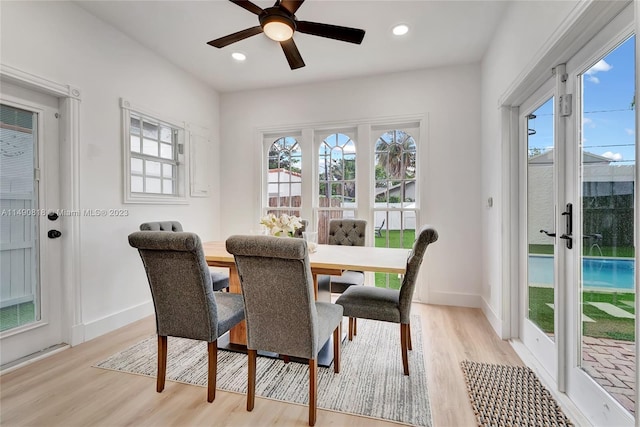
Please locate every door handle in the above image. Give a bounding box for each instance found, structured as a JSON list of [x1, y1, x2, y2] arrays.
[[48, 230, 62, 239], [560, 203, 573, 249], [539, 229, 556, 238]]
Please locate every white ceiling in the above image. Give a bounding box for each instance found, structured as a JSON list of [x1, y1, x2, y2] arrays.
[[75, 0, 509, 93]]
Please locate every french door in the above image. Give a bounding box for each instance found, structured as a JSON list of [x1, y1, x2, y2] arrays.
[[520, 4, 636, 425], [0, 82, 64, 367]]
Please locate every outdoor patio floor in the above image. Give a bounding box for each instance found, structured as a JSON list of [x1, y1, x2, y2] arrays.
[[582, 336, 636, 415]]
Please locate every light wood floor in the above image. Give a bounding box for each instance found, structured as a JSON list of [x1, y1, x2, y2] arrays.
[[0, 304, 523, 426]]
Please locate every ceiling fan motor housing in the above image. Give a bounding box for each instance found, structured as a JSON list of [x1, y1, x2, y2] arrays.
[[259, 7, 297, 33]]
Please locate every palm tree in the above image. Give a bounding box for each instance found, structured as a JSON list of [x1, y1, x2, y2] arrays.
[[375, 130, 416, 203]]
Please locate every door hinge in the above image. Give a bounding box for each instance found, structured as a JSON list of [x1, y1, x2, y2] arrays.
[[559, 94, 572, 117], [34, 168, 41, 182]]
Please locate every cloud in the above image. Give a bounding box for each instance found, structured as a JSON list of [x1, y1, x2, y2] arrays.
[[625, 128, 635, 136], [583, 117, 595, 128], [602, 151, 622, 161], [584, 59, 613, 83]]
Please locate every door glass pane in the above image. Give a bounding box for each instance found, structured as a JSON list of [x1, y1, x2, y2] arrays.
[[527, 97, 555, 339], [0, 104, 39, 332], [580, 35, 635, 415]]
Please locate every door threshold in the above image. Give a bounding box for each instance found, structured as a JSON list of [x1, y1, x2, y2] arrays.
[[1, 343, 69, 375]]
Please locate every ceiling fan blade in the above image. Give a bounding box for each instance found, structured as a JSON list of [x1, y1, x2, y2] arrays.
[[207, 26, 263, 48], [280, 38, 305, 70], [279, 0, 305, 15], [296, 21, 365, 44], [230, 0, 264, 16]]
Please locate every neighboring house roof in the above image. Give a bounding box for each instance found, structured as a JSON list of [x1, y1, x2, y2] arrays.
[[375, 181, 415, 196], [529, 149, 613, 165], [268, 168, 302, 198]]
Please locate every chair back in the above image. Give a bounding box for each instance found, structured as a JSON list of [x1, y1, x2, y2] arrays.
[[140, 221, 183, 232], [398, 225, 438, 323], [327, 219, 367, 246], [226, 235, 319, 359], [128, 231, 220, 341], [293, 219, 308, 238]]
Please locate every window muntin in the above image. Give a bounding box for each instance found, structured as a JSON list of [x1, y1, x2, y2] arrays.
[[316, 132, 357, 242], [129, 113, 178, 195], [267, 136, 301, 217], [121, 98, 186, 204]]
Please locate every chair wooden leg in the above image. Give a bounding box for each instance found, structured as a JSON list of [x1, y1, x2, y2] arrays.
[[247, 349, 257, 411], [400, 324, 409, 375], [309, 358, 317, 426], [353, 318, 357, 336], [207, 341, 217, 402], [407, 322, 412, 351], [157, 335, 167, 393], [333, 323, 341, 373], [282, 355, 290, 364], [348, 317, 354, 341]]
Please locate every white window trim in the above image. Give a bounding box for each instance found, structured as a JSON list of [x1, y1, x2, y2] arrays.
[[256, 115, 426, 238], [121, 98, 188, 204]]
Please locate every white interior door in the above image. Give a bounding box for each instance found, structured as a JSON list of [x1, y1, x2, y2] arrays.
[[0, 82, 65, 367]]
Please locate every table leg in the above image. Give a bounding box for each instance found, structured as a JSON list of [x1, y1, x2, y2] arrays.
[[228, 264, 247, 346]]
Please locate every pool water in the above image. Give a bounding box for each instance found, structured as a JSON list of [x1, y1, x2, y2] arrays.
[[528, 255, 635, 290]]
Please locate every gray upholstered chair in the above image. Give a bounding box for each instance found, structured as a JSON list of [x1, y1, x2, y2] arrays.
[[327, 218, 367, 294], [128, 231, 245, 402], [226, 235, 343, 426], [139, 221, 229, 292], [293, 219, 308, 238], [335, 225, 438, 376]]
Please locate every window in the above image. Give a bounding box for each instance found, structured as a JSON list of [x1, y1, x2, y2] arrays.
[[373, 128, 418, 288], [259, 120, 422, 287], [266, 136, 301, 217], [317, 132, 357, 243], [121, 99, 187, 204]]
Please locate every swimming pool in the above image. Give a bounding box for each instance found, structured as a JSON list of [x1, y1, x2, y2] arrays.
[[528, 255, 635, 290]]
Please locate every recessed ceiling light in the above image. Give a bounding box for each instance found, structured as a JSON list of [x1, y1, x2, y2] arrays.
[[392, 24, 409, 36], [231, 52, 246, 61]]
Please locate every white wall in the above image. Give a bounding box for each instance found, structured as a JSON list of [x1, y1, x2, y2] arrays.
[[220, 65, 483, 306], [1, 1, 221, 341], [480, 0, 582, 335]]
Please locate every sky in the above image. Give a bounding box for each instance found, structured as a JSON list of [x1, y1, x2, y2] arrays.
[[528, 35, 636, 165]]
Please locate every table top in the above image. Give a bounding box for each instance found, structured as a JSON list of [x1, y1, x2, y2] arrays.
[[202, 241, 410, 274]]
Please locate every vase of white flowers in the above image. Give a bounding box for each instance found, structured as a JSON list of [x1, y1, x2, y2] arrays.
[[259, 213, 303, 237]]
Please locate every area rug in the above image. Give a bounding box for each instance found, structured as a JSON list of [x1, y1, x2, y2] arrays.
[[460, 360, 573, 427], [94, 316, 431, 426]]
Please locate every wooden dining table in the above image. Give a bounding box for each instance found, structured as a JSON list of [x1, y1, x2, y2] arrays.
[[203, 240, 410, 349]]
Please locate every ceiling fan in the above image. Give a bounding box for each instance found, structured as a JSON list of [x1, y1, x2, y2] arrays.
[[207, 0, 366, 70]]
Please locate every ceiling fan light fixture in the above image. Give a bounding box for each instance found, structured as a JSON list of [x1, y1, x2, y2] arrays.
[[263, 18, 294, 41]]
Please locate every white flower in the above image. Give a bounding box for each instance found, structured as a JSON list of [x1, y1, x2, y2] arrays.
[[259, 213, 303, 237]]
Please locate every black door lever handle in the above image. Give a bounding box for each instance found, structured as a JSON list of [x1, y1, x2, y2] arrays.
[[539, 229, 556, 237]]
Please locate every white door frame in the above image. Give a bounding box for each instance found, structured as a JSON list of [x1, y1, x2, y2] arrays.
[[500, 0, 638, 423], [0, 64, 83, 348]]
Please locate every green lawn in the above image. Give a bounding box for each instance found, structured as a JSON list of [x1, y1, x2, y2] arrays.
[[529, 286, 635, 341], [374, 229, 415, 289], [0, 301, 35, 332]]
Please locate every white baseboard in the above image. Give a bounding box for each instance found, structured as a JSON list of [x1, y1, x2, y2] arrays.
[[427, 290, 482, 308], [82, 301, 154, 343], [480, 296, 504, 338]]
